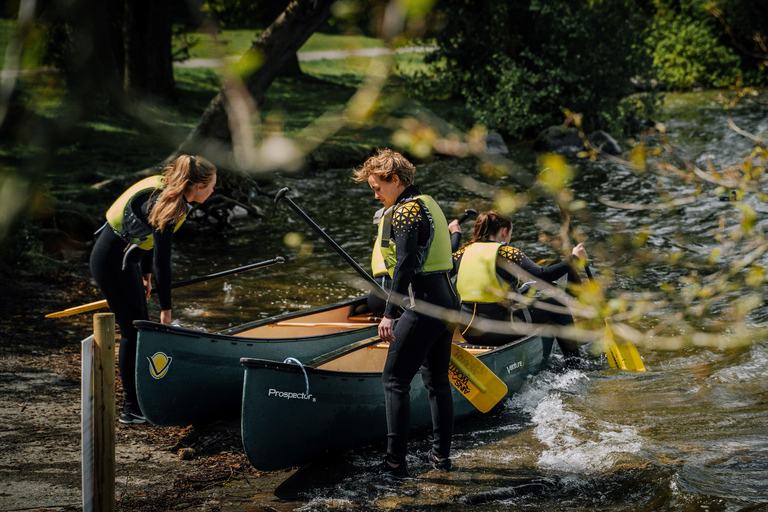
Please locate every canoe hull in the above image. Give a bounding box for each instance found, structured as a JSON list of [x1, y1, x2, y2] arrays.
[[135, 297, 378, 426], [240, 332, 554, 471]]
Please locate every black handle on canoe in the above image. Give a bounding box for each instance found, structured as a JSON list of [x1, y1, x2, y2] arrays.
[[275, 187, 388, 299], [457, 208, 478, 225]]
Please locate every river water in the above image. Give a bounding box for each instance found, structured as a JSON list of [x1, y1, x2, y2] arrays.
[[167, 91, 768, 511]]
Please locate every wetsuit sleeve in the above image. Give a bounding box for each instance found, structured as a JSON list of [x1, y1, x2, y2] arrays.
[[152, 227, 174, 311], [451, 246, 466, 277], [140, 250, 153, 275], [497, 245, 577, 285], [384, 200, 426, 318], [450, 231, 462, 253]]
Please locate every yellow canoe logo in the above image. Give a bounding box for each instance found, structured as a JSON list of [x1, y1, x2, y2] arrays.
[[148, 352, 172, 379]]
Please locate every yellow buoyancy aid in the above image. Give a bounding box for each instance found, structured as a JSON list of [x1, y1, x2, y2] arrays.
[[456, 242, 508, 303], [371, 207, 396, 278], [378, 194, 452, 276], [106, 175, 186, 250]]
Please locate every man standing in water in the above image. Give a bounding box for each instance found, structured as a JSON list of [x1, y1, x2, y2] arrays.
[[352, 148, 459, 476]]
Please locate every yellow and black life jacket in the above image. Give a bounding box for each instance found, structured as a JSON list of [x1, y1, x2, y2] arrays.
[[105, 175, 186, 251], [377, 194, 452, 276], [371, 207, 396, 278], [456, 242, 509, 303]]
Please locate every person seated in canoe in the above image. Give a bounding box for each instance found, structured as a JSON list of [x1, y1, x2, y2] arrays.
[[352, 148, 460, 476], [448, 210, 585, 360], [89, 155, 217, 425]]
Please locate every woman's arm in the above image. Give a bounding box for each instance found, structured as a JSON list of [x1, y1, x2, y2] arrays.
[[498, 245, 579, 284], [152, 227, 175, 317], [384, 200, 424, 319]]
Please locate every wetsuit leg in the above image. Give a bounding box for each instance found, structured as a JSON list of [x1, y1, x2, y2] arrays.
[[382, 309, 454, 465], [519, 296, 580, 358], [419, 326, 454, 459], [89, 229, 149, 413]]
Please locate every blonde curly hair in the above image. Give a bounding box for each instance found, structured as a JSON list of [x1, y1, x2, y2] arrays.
[[351, 148, 414, 187]]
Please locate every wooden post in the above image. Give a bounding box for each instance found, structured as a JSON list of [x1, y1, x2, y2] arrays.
[[93, 313, 116, 512]]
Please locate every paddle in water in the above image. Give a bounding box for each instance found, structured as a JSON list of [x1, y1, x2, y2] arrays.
[[559, 206, 646, 371]]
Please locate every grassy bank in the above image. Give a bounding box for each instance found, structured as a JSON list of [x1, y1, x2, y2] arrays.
[[1, 29, 472, 271], [32, 30, 470, 192]]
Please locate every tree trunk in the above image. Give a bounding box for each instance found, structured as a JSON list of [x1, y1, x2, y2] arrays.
[[123, 0, 175, 99], [280, 53, 303, 76], [174, 0, 334, 168]]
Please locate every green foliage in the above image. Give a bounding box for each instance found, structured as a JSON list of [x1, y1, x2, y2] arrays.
[[422, 0, 656, 138], [648, 10, 742, 89]]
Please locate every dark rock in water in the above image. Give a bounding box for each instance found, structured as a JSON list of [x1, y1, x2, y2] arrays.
[[533, 126, 584, 154], [588, 130, 622, 156], [483, 132, 508, 155]]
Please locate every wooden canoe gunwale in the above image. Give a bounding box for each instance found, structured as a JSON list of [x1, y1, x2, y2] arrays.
[[240, 327, 546, 377], [216, 296, 372, 336]]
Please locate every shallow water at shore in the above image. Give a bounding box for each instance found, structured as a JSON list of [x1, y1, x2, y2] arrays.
[[165, 91, 768, 511]]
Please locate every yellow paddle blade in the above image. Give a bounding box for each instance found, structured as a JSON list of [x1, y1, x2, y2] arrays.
[[604, 322, 646, 372], [45, 299, 108, 318], [448, 343, 508, 413]]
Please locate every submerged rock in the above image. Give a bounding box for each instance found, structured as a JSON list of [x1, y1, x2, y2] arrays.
[[533, 126, 583, 154], [483, 132, 509, 155], [588, 130, 622, 156]]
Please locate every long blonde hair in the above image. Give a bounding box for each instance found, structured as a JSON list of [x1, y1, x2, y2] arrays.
[[148, 155, 216, 231]]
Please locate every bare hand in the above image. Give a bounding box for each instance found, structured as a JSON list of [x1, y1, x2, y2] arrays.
[[160, 309, 172, 325], [378, 316, 395, 343], [448, 219, 461, 234], [142, 273, 152, 300], [572, 242, 587, 262]]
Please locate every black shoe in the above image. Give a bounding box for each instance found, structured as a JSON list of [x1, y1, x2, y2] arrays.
[[373, 459, 409, 478], [428, 451, 451, 471], [119, 410, 147, 425]]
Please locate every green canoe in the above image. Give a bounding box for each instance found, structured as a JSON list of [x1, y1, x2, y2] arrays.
[[240, 330, 555, 471], [134, 296, 379, 426]]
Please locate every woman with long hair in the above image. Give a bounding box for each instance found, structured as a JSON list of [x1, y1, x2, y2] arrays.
[[89, 155, 216, 424], [450, 210, 585, 358]]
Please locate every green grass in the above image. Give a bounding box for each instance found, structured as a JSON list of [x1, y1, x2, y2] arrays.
[[175, 29, 389, 60]]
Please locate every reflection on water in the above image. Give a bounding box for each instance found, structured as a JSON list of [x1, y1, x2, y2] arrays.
[[165, 92, 768, 510]]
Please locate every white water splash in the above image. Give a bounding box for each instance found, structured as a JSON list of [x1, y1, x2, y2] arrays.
[[222, 282, 235, 305], [507, 368, 588, 416], [507, 368, 644, 474], [711, 342, 768, 383], [532, 393, 643, 474]]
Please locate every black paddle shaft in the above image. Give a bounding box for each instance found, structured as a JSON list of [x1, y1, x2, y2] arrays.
[[457, 208, 478, 225], [558, 205, 593, 281], [172, 256, 284, 290], [155, 256, 285, 294], [275, 187, 388, 298]]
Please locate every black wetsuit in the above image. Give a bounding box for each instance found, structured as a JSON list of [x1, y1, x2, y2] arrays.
[[89, 191, 175, 415], [382, 185, 460, 466], [452, 239, 580, 356]]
